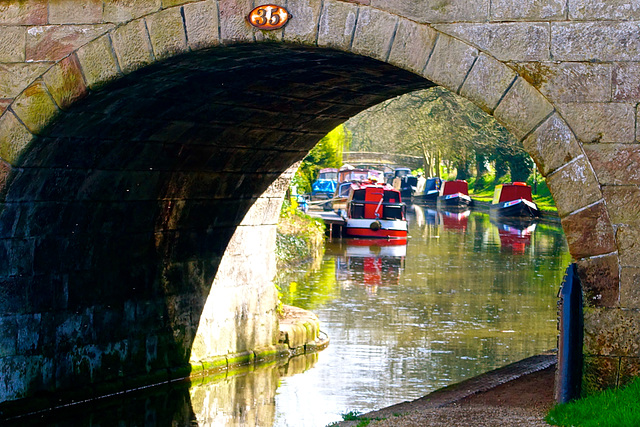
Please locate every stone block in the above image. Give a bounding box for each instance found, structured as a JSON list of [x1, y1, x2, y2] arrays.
[[523, 113, 582, 176], [460, 53, 516, 114], [620, 267, 640, 310], [434, 22, 550, 62], [582, 355, 620, 395], [11, 80, 59, 135], [0, 315, 17, 357], [370, 0, 489, 23], [602, 185, 640, 225], [42, 54, 88, 110], [569, 0, 640, 21], [16, 313, 42, 354], [283, 0, 323, 44], [584, 144, 640, 185], [612, 62, 640, 102], [617, 225, 640, 268], [111, 19, 154, 74], [387, 19, 437, 75], [546, 156, 601, 218], [145, 8, 188, 60], [26, 24, 114, 62], [423, 33, 478, 93], [584, 307, 640, 357], [0, 63, 52, 99], [218, 0, 254, 43], [162, 0, 192, 6], [619, 357, 640, 387], [0, 27, 26, 62], [552, 22, 640, 62], [494, 77, 553, 141], [490, 0, 566, 20], [513, 62, 611, 104], [577, 254, 620, 308], [0, 111, 34, 165], [317, 0, 358, 51], [0, 161, 11, 196], [561, 201, 616, 260], [350, 6, 397, 61], [0, 100, 10, 116], [76, 35, 121, 91], [48, 0, 103, 24], [104, 0, 162, 23], [184, 0, 220, 50], [0, 1, 47, 25], [558, 103, 635, 144]]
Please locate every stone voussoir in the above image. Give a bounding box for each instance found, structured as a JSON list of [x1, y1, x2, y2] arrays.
[[423, 32, 478, 93], [460, 53, 517, 114], [350, 6, 398, 61], [494, 76, 554, 141], [111, 18, 155, 75], [546, 155, 602, 218]]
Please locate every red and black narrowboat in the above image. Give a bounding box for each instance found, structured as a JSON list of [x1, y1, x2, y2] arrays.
[[437, 180, 472, 210], [344, 181, 407, 241], [490, 182, 540, 219]]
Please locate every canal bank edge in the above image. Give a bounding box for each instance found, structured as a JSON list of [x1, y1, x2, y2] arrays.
[[0, 305, 328, 421], [190, 304, 329, 378]]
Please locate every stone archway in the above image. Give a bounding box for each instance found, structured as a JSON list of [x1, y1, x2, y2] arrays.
[[0, 0, 635, 407]]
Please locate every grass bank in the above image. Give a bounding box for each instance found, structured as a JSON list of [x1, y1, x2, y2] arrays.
[[275, 201, 325, 269], [546, 377, 640, 426]]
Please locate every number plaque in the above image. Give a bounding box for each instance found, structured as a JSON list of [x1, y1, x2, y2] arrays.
[[248, 4, 291, 30]]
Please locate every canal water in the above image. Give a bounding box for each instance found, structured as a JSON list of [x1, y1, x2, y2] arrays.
[[10, 207, 570, 427]]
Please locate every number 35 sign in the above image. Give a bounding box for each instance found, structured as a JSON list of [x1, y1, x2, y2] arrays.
[[247, 4, 291, 30]]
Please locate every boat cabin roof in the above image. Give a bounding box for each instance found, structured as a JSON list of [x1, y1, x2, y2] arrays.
[[492, 182, 533, 204], [349, 181, 401, 201], [425, 177, 442, 192], [440, 180, 468, 196]]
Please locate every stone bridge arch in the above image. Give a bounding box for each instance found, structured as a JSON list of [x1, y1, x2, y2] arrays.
[[0, 0, 635, 410]]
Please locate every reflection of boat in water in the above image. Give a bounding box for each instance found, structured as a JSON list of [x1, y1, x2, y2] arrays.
[[490, 182, 540, 219], [437, 180, 472, 211], [439, 209, 471, 232], [492, 219, 537, 253], [344, 180, 407, 241], [335, 239, 406, 287]]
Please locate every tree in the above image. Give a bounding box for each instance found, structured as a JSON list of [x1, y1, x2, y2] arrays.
[[343, 87, 533, 183], [293, 124, 350, 193]]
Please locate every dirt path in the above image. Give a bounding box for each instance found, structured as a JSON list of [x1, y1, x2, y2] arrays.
[[337, 353, 556, 426]]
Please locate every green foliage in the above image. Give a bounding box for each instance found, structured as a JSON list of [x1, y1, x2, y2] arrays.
[[276, 201, 325, 268], [341, 411, 363, 421], [546, 377, 640, 426], [294, 125, 349, 193], [344, 86, 535, 184]]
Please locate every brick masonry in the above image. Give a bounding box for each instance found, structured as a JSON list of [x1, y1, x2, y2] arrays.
[[0, 0, 639, 406]]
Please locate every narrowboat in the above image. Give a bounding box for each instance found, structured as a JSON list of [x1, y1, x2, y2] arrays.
[[437, 180, 472, 210], [344, 181, 407, 241], [490, 182, 540, 219], [390, 167, 417, 200], [415, 177, 442, 204], [311, 167, 338, 210]]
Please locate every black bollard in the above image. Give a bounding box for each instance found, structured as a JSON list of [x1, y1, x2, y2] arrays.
[[555, 263, 583, 403]]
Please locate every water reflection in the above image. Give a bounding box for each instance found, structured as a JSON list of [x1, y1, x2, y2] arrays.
[[275, 207, 570, 425]]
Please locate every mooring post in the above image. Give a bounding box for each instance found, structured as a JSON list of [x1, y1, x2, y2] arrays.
[[555, 263, 583, 403]]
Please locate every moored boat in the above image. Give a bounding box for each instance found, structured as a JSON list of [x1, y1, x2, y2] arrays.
[[437, 180, 472, 210], [344, 180, 407, 241], [414, 177, 442, 204], [490, 182, 540, 219]]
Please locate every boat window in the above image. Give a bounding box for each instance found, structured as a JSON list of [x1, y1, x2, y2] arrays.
[[353, 189, 366, 201], [383, 205, 404, 220], [383, 191, 399, 203]]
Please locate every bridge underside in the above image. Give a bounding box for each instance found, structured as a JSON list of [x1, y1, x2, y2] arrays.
[[0, 44, 432, 403]]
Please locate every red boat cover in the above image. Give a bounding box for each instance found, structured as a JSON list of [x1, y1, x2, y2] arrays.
[[441, 180, 468, 196], [497, 182, 533, 203]]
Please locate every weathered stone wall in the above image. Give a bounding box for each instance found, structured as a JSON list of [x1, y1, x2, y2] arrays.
[[1, 0, 640, 405]]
